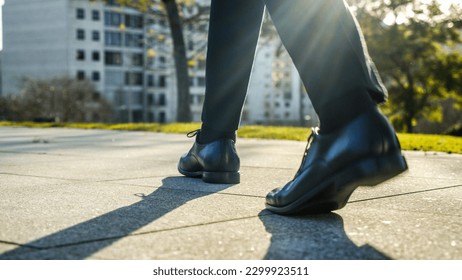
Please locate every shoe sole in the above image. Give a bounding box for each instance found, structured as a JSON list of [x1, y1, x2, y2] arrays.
[[265, 153, 408, 215], [178, 165, 240, 184]]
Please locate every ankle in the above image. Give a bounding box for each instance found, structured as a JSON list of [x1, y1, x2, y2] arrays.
[[198, 125, 236, 144], [317, 93, 376, 134]]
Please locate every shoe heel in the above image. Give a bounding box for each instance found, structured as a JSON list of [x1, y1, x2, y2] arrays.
[[202, 171, 240, 184], [359, 154, 408, 186]]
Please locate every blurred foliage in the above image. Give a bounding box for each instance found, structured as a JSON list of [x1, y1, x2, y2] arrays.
[[0, 77, 112, 122], [349, 0, 462, 133]]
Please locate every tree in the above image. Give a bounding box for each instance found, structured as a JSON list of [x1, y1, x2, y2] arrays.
[[349, 0, 462, 132], [162, 0, 190, 122], [1, 77, 112, 122]]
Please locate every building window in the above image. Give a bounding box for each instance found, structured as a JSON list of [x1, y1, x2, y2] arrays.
[[125, 14, 143, 29], [76, 29, 85, 40], [92, 71, 100, 81], [159, 112, 166, 123], [106, 0, 120, 7], [147, 75, 154, 87], [188, 40, 194, 51], [76, 50, 85, 61], [130, 53, 143, 66], [197, 77, 205, 87], [147, 94, 154, 106], [198, 59, 206, 69], [77, 71, 85, 80], [158, 93, 166, 106], [105, 51, 123, 65], [125, 33, 143, 48], [158, 76, 166, 87], [104, 31, 122, 46], [92, 31, 100, 41], [92, 10, 100, 21], [76, 8, 85, 20], [92, 51, 100, 61], [125, 72, 143, 86], [104, 11, 122, 27]]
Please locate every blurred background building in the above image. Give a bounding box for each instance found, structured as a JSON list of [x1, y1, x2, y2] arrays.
[[0, 0, 317, 126]]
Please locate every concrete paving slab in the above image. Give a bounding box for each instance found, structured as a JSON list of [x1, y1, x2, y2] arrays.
[[404, 152, 462, 179], [1, 127, 461, 260], [113, 167, 293, 198], [0, 127, 183, 159], [116, 160, 461, 203], [13, 213, 389, 260], [0, 152, 84, 167], [110, 213, 388, 260], [339, 208, 461, 260], [1, 158, 178, 181], [348, 184, 462, 218], [350, 177, 462, 202], [0, 177, 263, 259]]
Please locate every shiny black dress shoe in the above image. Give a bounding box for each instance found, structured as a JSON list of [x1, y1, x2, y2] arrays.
[[266, 107, 408, 215], [178, 130, 240, 184]]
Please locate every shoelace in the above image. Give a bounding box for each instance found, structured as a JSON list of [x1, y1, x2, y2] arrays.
[[294, 127, 319, 178], [187, 129, 200, 138]]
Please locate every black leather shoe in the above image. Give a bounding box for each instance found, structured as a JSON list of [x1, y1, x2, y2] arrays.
[[178, 130, 240, 184], [266, 107, 408, 215]]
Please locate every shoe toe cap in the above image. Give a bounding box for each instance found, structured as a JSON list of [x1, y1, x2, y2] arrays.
[[265, 187, 284, 206]]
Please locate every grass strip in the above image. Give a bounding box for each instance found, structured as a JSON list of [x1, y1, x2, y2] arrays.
[[1, 121, 461, 154]]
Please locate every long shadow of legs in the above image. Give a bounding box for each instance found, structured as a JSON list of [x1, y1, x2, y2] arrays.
[[0, 177, 232, 259], [259, 211, 390, 260]]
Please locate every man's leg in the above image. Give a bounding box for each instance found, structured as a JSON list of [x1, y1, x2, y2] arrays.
[[178, 0, 265, 183], [264, 0, 384, 133], [199, 0, 265, 143], [263, 0, 407, 214]]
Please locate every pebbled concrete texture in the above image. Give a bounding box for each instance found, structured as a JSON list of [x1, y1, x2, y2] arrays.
[[0, 126, 461, 260]]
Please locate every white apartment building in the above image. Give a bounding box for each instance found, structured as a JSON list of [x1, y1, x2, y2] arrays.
[[1, 0, 316, 126], [1, 0, 179, 123], [244, 42, 318, 127], [0, 0, 4, 51]]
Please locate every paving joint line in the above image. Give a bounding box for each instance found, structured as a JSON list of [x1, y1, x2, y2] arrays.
[[0, 173, 82, 182], [1, 213, 273, 252], [350, 184, 462, 204]]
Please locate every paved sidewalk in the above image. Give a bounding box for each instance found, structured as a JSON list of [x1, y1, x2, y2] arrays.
[[0, 126, 460, 260]]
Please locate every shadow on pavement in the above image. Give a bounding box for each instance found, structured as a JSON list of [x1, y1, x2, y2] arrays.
[[1, 175, 390, 260], [259, 211, 390, 260], [0, 177, 233, 259]]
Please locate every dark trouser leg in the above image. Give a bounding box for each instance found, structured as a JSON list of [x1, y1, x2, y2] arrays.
[[200, 0, 265, 143], [264, 0, 387, 133], [263, 0, 407, 214]]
